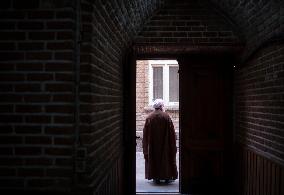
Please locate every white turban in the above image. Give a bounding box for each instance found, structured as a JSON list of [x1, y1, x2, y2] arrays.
[[153, 99, 164, 109]]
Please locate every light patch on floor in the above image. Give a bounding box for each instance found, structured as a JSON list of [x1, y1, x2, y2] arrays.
[[136, 152, 179, 193]]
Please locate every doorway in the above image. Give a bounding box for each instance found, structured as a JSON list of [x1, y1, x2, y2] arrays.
[[135, 59, 180, 193], [124, 53, 234, 195]]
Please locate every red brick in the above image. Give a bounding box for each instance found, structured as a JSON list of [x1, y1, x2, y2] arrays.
[[0, 157, 23, 165], [25, 136, 52, 145], [26, 73, 53, 81], [44, 148, 72, 156], [54, 52, 73, 61], [23, 94, 51, 103], [0, 73, 24, 81], [45, 105, 73, 113], [52, 94, 74, 102], [55, 158, 72, 166], [0, 168, 16, 176], [0, 105, 13, 113], [45, 83, 73, 92], [26, 52, 52, 60], [28, 32, 55, 40], [54, 116, 73, 124], [0, 42, 15, 50], [15, 125, 42, 134], [46, 168, 72, 177], [16, 62, 43, 71], [18, 168, 44, 177], [15, 147, 42, 156], [0, 22, 15, 30], [56, 11, 75, 19], [0, 94, 22, 102], [0, 32, 25, 40], [0, 147, 13, 156], [18, 42, 44, 50], [45, 62, 73, 71], [15, 84, 41, 92], [54, 137, 73, 145], [0, 179, 24, 188], [55, 73, 74, 81], [56, 31, 74, 40], [18, 21, 44, 30], [47, 41, 73, 50], [0, 125, 13, 134], [28, 11, 54, 19], [27, 179, 54, 187], [0, 52, 25, 61], [0, 115, 22, 123], [0, 11, 25, 19], [0, 0, 11, 9], [45, 126, 73, 135], [188, 32, 202, 37], [16, 105, 42, 113], [13, 0, 39, 9], [46, 21, 74, 30], [0, 63, 15, 71], [25, 115, 51, 123]]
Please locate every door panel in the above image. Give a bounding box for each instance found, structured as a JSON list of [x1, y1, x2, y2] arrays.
[[179, 57, 232, 194]]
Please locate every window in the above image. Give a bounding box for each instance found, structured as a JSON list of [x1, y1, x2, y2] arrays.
[[149, 60, 179, 107]]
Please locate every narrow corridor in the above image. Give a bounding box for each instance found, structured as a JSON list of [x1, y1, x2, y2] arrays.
[[0, 0, 283, 195]]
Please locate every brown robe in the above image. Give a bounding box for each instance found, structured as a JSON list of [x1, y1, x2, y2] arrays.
[[142, 109, 178, 180]]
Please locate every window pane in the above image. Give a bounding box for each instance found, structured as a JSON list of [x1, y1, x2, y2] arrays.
[[169, 66, 179, 102], [153, 67, 163, 100]]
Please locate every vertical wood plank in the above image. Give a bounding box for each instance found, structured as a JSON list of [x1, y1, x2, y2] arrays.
[[280, 167, 284, 195], [251, 151, 254, 195], [275, 165, 279, 195], [244, 150, 247, 195], [271, 163, 275, 195], [247, 150, 250, 195], [256, 154, 259, 195], [236, 148, 283, 195], [263, 159, 267, 195], [259, 156, 263, 195], [267, 160, 271, 195], [255, 153, 257, 195], [241, 148, 245, 195]]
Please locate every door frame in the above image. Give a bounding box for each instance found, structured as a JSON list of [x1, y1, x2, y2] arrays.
[[124, 47, 239, 195], [124, 52, 182, 194]]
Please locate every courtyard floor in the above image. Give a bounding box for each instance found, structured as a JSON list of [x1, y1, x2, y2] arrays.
[[136, 152, 179, 193]]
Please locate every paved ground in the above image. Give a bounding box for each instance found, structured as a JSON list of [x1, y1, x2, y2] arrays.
[[136, 152, 179, 193]]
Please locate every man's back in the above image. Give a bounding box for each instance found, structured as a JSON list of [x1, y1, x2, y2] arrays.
[[143, 109, 178, 180]]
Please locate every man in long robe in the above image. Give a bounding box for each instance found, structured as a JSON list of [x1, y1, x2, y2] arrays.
[[142, 99, 178, 184]]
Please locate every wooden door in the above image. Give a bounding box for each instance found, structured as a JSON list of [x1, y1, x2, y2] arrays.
[[179, 56, 233, 195]]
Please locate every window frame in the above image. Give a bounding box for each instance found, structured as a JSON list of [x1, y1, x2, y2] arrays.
[[148, 60, 179, 107]]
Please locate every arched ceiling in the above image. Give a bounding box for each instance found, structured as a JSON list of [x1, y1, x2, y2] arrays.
[[208, 0, 283, 49], [135, 0, 244, 46], [123, 0, 282, 49], [92, 0, 282, 57]]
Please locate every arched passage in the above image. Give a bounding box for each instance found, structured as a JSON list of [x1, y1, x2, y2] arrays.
[[0, 0, 283, 194]]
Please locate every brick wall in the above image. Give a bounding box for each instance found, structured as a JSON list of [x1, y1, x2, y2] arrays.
[[234, 43, 284, 195], [0, 0, 76, 192], [135, 0, 243, 46], [79, 0, 165, 194], [235, 43, 284, 163], [0, 0, 282, 194], [210, 0, 283, 56], [136, 60, 149, 133]]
